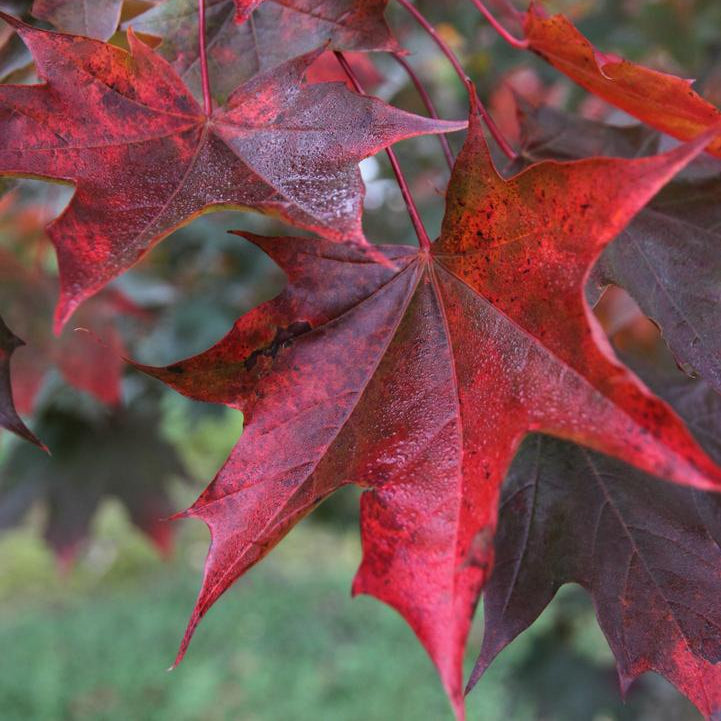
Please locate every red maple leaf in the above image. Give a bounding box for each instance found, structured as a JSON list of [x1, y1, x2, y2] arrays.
[[523, 4, 721, 157], [0, 14, 462, 330], [233, 0, 394, 29], [137, 95, 721, 718]]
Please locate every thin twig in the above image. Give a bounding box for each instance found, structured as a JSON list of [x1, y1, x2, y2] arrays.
[[394, 0, 518, 160], [391, 52, 455, 170], [395, 0, 466, 79], [334, 51, 432, 251], [468, 0, 529, 48], [198, 0, 213, 115]]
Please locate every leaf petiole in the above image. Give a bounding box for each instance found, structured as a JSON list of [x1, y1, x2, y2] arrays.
[[198, 0, 213, 115], [391, 53, 455, 170], [467, 0, 529, 49], [334, 51, 432, 251]]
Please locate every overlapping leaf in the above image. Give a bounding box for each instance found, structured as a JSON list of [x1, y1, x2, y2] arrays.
[[32, 0, 123, 40], [472, 365, 721, 719], [137, 96, 721, 719], [0, 15, 462, 330], [523, 4, 721, 157], [517, 104, 721, 393], [129, 0, 399, 103]]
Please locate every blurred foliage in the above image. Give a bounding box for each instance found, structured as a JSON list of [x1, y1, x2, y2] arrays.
[[1, 0, 720, 718]]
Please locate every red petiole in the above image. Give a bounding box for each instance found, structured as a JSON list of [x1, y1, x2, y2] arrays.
[[334, 51, 432, 252], [394, 0, 518, 161], [467, 0, 529, 49], [198, 0, 213, 116], [391, 53, 455, 170]]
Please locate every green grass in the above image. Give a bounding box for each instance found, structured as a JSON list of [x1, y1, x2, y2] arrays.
[[0, 495, 699, 721], [0, 505, 534, 721]]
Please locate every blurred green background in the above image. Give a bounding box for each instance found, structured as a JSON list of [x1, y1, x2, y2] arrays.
[[2, 0, 721, 718]]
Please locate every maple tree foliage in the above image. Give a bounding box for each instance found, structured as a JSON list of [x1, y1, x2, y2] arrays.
[[0, 196, 131, 414], [2, 0, 721, 719], [515, 103, 721, 395], [31, 0, 124, 41]]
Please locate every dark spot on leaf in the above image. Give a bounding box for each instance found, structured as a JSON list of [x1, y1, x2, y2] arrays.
[[244, 321, 312, 371]]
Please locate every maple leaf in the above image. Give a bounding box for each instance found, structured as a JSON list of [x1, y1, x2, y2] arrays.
[[0, 315, 44, 448], [0, 402, 187, 563], [32, 0, 123, 40], [128, 0, 399, 104], [471, 365, 721, 719], [0, 14, 462, 331], [137, 95, 721, 719], [523, 4, 721, 157], [517, 103, 721, 394]]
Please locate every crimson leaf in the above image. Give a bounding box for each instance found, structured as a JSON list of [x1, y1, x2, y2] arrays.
[[518, 103, 721, 393]]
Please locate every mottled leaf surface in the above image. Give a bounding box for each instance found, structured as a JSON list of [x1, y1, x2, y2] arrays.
[[524, 6, 721, 157], [518, 105, 721, 393], [0, 403, 187, 562], [129, 0, 399, 103], [32, 0, 123, 40], [138, 98, 721, 720], [0, 315, 43, 447], [473, 368, 721, 719], [0, 15, 461, 329]]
